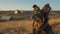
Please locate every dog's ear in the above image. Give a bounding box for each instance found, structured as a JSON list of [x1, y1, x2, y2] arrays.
[[42, 4, 51, 13], [42, 6, 47, 11]]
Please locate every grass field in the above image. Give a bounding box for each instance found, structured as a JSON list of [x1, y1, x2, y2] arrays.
[[0, 13, 60, 34], [0, 14, 30, 20]]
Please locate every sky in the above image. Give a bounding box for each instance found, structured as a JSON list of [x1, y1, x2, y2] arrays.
[[0, 0, 60, 10]]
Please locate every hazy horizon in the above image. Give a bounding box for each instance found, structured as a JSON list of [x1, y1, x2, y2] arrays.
[[0, 0, 60, 11]]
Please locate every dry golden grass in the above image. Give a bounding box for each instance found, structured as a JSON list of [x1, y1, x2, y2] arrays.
[[0, 15, 60, 34], [0, 20, 33, 34]]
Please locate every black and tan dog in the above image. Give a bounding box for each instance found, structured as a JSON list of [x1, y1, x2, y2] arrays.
[[32, 4, 53, 34]]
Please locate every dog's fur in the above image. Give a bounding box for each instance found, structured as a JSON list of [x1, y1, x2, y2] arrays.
[[33, 4, 52, 34]]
